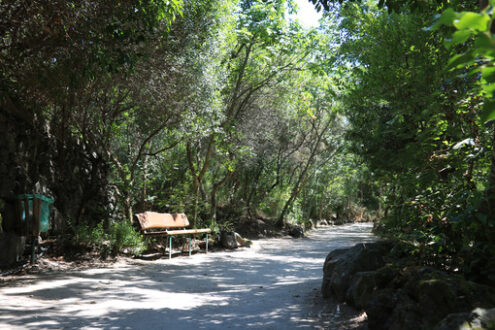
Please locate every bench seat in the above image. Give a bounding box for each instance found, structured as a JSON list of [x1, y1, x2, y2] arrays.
[[136, 212, 211, 259], [143, 228, 212, 236]]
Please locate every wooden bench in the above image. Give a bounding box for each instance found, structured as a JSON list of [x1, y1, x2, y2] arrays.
[[136, 212, 211, 259]]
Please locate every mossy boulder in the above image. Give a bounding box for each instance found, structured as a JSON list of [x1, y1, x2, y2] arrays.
[[321, 240, 495, 330], [321, 241, 393, 300]]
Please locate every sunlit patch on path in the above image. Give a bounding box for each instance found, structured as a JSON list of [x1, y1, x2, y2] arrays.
[[0, 223, 374, 329]]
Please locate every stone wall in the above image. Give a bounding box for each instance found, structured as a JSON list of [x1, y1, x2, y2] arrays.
[[321, 241, 495, 329]]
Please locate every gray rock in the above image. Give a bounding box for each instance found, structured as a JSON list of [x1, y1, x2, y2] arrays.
[[366, 266, 495, 330], [435, 307, 495, 330], [234, 232, 251, 247], [346, 271, 378, 309], [322, 240, 495, 330], [434, 312, 471, 330], [365, 288, 397, 329], [221, 231, 238, 249], [0, 232, 26, 267], [136, 253, 162, 261], [386, 289, 426, 330], [365, 287, 426, 329], [321, 241, 392, 301], [469, 307, 495, 329], [415, 277, 457, 323], [288, 225, 304, 238]]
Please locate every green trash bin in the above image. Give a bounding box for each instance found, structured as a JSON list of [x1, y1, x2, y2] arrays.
[[17, 194, 54, 233]]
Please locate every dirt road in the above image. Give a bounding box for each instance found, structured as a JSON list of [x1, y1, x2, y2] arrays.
[[0, 223, 374, 329]]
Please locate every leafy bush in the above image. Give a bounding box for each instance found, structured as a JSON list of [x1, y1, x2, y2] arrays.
[[74, 220, 146, 256], [109, 221, 147, 255], [219, 220, 235, 233], [74, 221, 108, 251]]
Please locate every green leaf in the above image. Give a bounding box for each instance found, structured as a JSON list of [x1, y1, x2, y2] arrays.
[[482, 82, 495, 96], [481, 66, 495, 83], [444, 30, 472, 48], [429, 8, 458, 30], [474, 33, 495, 58], [454, 12, 491, 32], [476, 213, 488, 224], [448, 53, 475, 69], [480, 100, 495, 123], [474, 33, 494, 49]]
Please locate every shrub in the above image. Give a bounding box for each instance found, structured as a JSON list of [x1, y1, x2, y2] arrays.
[[109, 221, 146, 255], [74, 220, 146, 256], [74, 221, 108, 251]]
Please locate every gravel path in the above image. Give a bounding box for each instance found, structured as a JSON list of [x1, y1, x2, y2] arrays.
[[0, 223, 375, 329]]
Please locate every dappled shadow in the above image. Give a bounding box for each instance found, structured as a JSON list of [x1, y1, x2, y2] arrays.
[[0, 224, 373, 329]]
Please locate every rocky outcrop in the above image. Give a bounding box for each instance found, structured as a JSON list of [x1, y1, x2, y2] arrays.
[[220, 231, 251, 249], [435, 307, 495, 330], [288, 224, 304, 238], [221, 231, 237, 249], [318, 219, 329, 226], [321, 241, 393, 301], [321, 241, 495, 329]]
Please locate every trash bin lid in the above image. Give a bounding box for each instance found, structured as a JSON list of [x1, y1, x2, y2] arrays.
[[17, 194, 54, 203]]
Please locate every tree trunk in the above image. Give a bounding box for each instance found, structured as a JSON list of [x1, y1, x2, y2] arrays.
[[142, 155, 149, 209], [186, 138, 215, 205], [276, 116, 333, 227], [210, 171, 232, 224], [488, 127, 495, 217], [125, 195, 133, 223]]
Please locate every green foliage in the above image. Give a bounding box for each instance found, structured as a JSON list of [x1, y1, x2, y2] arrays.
[[74, 222, 109, 251], [332, 0, 495, 283], [74, 221, 146, 256], [109, 221, 147, 256], [219, 220, 235, 233], [432, 5, 495, 123]]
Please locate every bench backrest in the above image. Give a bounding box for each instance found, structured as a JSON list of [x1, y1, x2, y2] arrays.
[[136, 212, 190, 231]]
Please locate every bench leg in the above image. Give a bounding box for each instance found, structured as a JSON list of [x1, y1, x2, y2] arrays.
[[206, 233, 208, 254], [169, 236, 172, 260]]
